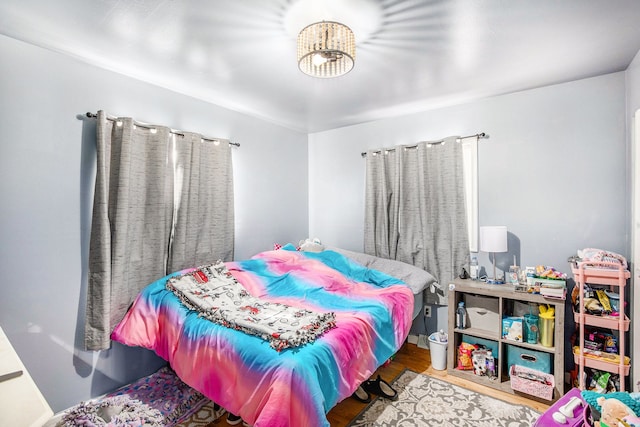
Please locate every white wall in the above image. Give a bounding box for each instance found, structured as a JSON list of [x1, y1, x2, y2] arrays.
[[627, 48, 640, 391], [309, 72, 629, 339], [310, 72, 628, 266], [0, 34, 308, 412], [1, 28, 635, 410], [628, 49, 640, 116]]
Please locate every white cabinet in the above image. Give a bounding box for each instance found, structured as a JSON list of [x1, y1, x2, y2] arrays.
[[0, 327, 53, 427]]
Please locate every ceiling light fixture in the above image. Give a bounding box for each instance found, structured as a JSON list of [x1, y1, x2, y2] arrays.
[[297, 21, 355, 78]]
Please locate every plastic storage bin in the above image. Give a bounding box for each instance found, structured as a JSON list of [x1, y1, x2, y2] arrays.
[[533, 387, 586, 426]]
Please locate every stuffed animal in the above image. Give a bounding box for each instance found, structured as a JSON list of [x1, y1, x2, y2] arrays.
[[622, 415, 640, 427], [596, 396, 636, 427], [582, 391, 640, 418], [299, 238, 324, 252]]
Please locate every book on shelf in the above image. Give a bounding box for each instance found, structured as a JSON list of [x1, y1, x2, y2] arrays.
[[535, 279, 566, 299], [539, 287, 566, 299]]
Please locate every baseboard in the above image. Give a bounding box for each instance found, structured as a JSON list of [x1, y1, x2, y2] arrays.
[[417, 334, 429, 349], [42, 413, 64, 427], [407, 334, 418, 344]]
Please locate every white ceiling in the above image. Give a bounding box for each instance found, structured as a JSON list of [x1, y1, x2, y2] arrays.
[[2, 0, 640, 133]]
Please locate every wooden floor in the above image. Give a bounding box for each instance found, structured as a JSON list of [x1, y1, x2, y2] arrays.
[[325, 342, 551, 427], [217, 342, 551, 426]]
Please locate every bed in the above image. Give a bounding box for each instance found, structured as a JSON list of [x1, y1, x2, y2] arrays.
[[326, 246, 437, 321], [111, 244, 436, 427]]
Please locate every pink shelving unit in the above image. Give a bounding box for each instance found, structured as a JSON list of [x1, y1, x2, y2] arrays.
[[571, 261, 631, 390]]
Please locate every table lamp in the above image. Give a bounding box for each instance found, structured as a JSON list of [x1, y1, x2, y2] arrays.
[[479, 226, 508, 284]]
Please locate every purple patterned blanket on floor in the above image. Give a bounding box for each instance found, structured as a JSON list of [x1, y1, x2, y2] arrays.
[[106, 366, 207, 425], [58, 366, 207, 426]]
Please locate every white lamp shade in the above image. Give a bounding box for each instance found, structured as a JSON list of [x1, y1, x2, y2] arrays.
[[479, 226, 508, 253]]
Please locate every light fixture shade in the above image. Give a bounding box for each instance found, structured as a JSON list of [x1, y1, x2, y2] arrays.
[[297, 21, 355, 78], [479, 226, 508, 253]]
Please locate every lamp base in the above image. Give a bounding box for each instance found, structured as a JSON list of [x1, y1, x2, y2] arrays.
[[488, 255, 504, 285]]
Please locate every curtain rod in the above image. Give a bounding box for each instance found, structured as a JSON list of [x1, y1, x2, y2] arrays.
[[85, 112, 240, 147], [360, 132, 487, 157]]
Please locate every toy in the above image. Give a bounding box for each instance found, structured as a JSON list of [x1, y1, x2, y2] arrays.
[[533, 388, 585, 427], [298, 237, 324, 252], [551, 396, 584, 424], [596, 396, 636, 427], [622, 415, 640, 427]]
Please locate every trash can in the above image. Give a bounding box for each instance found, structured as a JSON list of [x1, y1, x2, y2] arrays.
[[428, 331, 448, 371]]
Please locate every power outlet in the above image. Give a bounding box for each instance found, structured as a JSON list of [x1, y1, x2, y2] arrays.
[[423, 305, 431, 317]]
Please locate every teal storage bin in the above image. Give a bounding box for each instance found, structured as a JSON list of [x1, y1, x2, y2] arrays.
[[506, 345, 551, 374], [461, 334, 499, 356]]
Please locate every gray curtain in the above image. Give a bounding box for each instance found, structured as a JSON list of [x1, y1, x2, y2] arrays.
[[364, 137, 469, 305], [85, 111, 234, 350], [167, 133, 234, 272]]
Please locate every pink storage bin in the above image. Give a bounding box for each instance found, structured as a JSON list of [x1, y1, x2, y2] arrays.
[[509, 364, 555, 401]]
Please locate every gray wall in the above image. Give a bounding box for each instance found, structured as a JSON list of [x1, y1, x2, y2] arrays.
[[0, 34, 309, 412], [309, 72, 629, 337]]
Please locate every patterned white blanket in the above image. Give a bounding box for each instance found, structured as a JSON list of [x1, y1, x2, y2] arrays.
[[166, 261, 336, 351]]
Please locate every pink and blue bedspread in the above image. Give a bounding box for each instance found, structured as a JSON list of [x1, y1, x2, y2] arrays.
[[111, 245, 414, 427]]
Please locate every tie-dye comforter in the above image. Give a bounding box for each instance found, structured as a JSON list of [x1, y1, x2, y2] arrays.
[[111, 246, 414, 427]]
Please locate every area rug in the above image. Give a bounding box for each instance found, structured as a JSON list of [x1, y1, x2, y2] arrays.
[[347, 369, 540, 427], [175, 400, 226, 427]]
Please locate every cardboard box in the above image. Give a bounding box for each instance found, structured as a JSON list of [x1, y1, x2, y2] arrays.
[[464, 294, 499, 331], [502, 316, 523, 342]]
